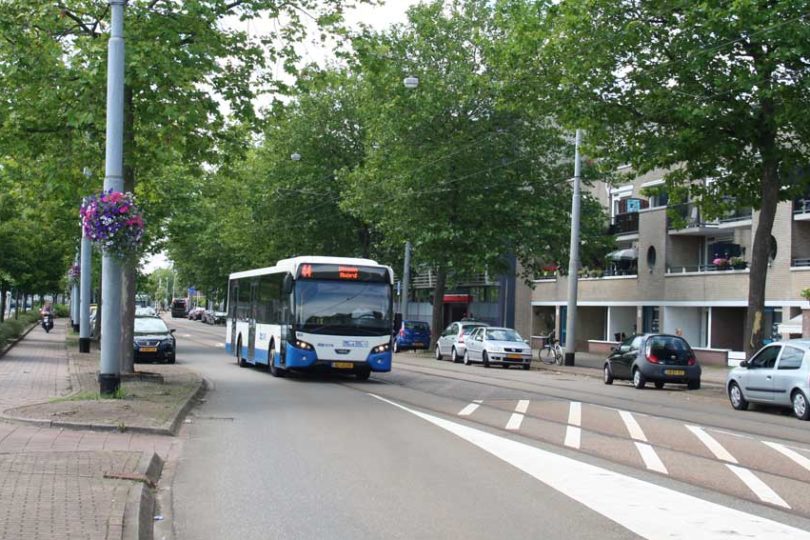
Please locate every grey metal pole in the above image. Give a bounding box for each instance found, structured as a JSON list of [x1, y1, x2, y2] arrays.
[[401, 241, 412, 320], [71, 253, 80, 332], [79, 233, 92, 353], [564, 129, 582, 366], [99, 0, 126, 395]]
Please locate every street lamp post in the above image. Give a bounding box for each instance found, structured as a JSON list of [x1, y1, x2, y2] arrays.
[[99, 0, 126, 395], [79, 205, 92, 353], [564, 129, 583, 366]]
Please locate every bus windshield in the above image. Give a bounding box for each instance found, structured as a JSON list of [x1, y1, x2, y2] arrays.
[[295, 279, 391, 336]]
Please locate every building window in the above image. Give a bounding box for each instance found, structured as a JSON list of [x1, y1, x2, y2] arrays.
[[646, 246, 657, 269]]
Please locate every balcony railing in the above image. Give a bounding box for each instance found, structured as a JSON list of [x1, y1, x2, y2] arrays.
[[794, 199, 810, 216], [668, 203, 752, 230], [667, 264, 748, 273], [609, 212, 639, 235]]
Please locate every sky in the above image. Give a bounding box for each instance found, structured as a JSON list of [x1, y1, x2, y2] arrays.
[[142, 0, 421, 274]]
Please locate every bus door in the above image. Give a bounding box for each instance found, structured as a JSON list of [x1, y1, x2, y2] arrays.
[[248, 280, 258, 362], [229, 282, 238, 353]]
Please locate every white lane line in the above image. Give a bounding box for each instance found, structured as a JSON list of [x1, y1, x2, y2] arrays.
[[458, 400, 483, 416], [515, 399, 530, 414], [635, 442, 668, 474], [567, 402, 581, 426], [686, 425, 737, 463], [618, 411, 647, 442], [762, 441, 810, 473], [368, 393, 810, 539], [726, 465, 790, 509], [505, 400, 529, 430], [564, 426, 581, 449]]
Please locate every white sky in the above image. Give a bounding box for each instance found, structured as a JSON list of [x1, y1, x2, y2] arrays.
[[142, 0, 421, 274]]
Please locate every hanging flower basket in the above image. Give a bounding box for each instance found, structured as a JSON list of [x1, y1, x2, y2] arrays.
[[67, 264, 80, 282], [80, 190, 145, 259]]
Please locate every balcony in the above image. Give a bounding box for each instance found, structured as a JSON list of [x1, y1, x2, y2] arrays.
[[668, 203, 752, 236], [608, 212, 639, 236], [794, 199, 810, 221]]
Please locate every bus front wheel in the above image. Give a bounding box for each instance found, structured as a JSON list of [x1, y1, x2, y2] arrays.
[[355, 367, 371, 380], [269, 344, 286, 378], [236, 337, 247, 368]]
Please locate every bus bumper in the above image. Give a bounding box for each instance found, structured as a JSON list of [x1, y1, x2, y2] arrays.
[[282, 345, 391, 373]]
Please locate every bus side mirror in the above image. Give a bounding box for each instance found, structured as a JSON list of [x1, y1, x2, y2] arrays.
[[282, 274, 293, 295]]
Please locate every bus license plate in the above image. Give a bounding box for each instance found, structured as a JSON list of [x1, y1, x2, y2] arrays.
[[664, 369, 685, 376], [332, 362, 354, 369], [140, 347, 157, 353]]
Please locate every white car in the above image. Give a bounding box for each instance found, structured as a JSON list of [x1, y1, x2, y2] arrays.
[[463, 327, 532, 370], [726, 340, 810, 420], [435, 321, 489, 363]]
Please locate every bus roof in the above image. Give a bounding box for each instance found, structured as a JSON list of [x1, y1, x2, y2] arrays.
[[228, 256, 395, 284]]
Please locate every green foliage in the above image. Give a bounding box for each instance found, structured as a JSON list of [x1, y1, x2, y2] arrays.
[[0, 311, 39, 349]]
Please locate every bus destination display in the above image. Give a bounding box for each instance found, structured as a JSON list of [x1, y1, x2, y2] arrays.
[[298, 263, 389, 283]]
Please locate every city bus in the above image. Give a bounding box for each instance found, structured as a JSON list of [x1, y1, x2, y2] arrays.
[[225, 256, 394, 379]]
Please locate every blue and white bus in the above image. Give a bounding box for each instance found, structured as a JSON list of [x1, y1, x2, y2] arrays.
[[225, 256, 394, 379]]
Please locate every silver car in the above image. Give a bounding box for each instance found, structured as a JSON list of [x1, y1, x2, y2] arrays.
[[463, 327, 532, 370], [726, 340, 810, 420], [435, 321, 489, 363]]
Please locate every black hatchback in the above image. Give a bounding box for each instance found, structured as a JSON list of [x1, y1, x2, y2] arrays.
[[603, 334, 701, 390]]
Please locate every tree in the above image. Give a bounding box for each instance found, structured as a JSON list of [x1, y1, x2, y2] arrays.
[[519, 0, 810, 356], [344, 0, 573, 343], [0, 0, 374, 370]]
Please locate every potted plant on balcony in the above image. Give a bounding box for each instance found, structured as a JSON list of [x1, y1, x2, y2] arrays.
[[802, 288, 810, 305], [730, 257, 747, 270]]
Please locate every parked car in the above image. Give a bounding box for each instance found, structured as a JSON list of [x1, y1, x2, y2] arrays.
[[188, 307, 206, 321], [135, 306, 156, 317], [133, 316, 176, 364], [726, 340, 810, 420], [202, 310, 227, 325], [435, 320, 489, 363], [394, 320, 431, 352], [603, 334, 701, 390], [463, 327, 532, 370]]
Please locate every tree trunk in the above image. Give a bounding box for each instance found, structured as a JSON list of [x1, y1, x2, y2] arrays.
[[120, 83, 137, 374], [744, 159, 779, 358], [430, 266, 447, 349], [0, 284, 6, 323]]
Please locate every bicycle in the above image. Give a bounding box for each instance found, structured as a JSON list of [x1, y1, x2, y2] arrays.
[[539, 333, 563, 365]]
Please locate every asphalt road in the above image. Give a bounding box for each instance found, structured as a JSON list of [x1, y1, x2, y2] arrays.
[[161, 318, 810, 539]]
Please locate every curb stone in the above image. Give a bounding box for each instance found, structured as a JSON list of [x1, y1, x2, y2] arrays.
[[122, 452, 164, 540]]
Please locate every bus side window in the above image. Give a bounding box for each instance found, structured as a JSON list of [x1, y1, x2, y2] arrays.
[[237, 280, 251, 321]]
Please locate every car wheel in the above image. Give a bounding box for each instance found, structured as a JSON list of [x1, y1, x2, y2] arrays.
[[632, 368, 646, 389], [434, 344, 443, 360], [728, 382, 748, 410], [167, 355, 176, 365], [603, 364, 614, 385], [393, 341, 399, 353], [236, 337, 247, 367], [482, 351, 490, 368], [463, 351, 471, 366], [268, 344, 285, 378], [654, 381, 665, 389], [687, 379, 701, 390], [451, 348, 460, 364], [522, 363, 530, 371], [792, 390, 810, 420]]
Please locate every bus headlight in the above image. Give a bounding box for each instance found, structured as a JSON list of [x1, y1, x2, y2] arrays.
[[294, 340, 314, 351], [371, 343, 390, 354]]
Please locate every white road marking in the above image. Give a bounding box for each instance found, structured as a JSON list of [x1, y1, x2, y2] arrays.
[[368, 394, 809, 539], [686, 425, 737, 463], [506, 400, 529, 431], [618, 411, 646, 442], [726, 465, 790, 509], [635, 442, 668, 474], [763, 441, 810, 473], [567, 401, 581, 426], [564, 426, 581, 449], [458, 400, 483, 416]]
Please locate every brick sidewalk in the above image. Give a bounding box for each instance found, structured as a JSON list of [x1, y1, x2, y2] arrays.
[[0, 320, 180, 540]]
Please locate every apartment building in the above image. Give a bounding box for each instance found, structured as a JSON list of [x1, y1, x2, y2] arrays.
[[525, 168, 810, 366]]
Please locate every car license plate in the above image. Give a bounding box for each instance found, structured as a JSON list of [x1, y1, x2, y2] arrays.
[[506, 354, 522, 359], [664, 369, 685, 376], [332, 362, 354, 369], [140, 347, 157, 353]]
